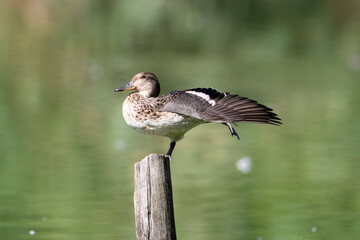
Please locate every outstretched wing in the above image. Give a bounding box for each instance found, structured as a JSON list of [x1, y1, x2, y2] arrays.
[[158, 88, 281, 125]]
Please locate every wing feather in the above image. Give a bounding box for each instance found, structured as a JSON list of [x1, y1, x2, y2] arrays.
[[157, 88, 282, 126]]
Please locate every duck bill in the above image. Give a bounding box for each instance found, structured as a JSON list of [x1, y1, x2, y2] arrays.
[[114, 82, 135, 92]]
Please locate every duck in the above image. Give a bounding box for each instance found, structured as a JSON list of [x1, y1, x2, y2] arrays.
[[115, 72, 281, 158]]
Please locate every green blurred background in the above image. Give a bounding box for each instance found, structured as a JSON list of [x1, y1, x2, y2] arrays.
[[1, 0, 360, 239]]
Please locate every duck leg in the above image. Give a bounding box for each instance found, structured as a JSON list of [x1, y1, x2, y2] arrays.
[[166, 141, 176, 158], [222, 122, 240, 140]]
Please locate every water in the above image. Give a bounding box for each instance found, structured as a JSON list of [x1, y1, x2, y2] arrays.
[[1, 54, 359, 239], [1, 1, 360, 239]]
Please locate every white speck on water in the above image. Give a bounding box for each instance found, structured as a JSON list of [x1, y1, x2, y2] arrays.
[[347, 52, 360, 71], [312, 227, 317, 232], [236, 156, 252, 174], [29, 230, 35, 235], [115, 139, 126, 150], [83, 59, 104, 80]]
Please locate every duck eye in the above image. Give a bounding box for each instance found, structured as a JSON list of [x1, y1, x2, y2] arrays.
[[140, 75, 146, 79]]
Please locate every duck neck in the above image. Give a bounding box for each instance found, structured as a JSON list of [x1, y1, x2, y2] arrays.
[[139, 85, 160, 98]]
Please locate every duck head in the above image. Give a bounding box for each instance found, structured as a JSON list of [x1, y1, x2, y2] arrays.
[[114, 72, 160, 98]]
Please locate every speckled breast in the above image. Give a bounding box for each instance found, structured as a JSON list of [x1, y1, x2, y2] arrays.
[[122, 93, 204, 141]]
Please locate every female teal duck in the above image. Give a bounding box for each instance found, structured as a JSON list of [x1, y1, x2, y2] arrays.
[[115, 72, 281, 157]]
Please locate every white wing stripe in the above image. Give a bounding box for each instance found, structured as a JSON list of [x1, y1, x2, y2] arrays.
[[185, 91, 216, 106]]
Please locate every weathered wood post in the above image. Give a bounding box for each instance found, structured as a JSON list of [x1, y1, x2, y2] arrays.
[[134, 154, 177, 240]]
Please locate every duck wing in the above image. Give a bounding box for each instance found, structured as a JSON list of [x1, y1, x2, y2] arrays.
[[158, 88, 282, 125]]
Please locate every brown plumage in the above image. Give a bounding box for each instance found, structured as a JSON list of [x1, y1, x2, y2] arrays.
[[115, 72, 282, 157], [159, 88, 281, 125]]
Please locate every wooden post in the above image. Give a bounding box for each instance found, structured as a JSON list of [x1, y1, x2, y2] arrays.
[[134, 154, 177, 240]]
